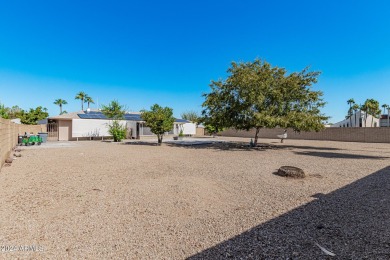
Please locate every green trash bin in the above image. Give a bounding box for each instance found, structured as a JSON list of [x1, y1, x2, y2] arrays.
[[38, 132, 48, 143]]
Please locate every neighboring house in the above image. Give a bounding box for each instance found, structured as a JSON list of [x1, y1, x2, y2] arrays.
[[331, 111, 380, 127], [10, 118, 21, 124], [47, 110, 196, 141], [379, 114, 390, 127]]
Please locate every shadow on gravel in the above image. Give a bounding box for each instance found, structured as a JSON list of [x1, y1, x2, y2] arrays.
[[122, 141, 161, 147], [280, 145, 342, 151], [188, 166, 390, 259], [294, 151, 390, 160], [164, 142, 274, 151]]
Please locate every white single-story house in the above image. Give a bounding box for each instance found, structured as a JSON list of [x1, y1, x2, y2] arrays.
[[47, 110, 197, 141], [331, 111, 380, 127]]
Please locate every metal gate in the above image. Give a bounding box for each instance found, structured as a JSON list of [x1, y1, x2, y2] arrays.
[[47, 122, 58, 141]]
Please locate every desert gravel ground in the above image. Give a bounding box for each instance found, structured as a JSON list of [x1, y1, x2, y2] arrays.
[[0, 137, 389, 259]]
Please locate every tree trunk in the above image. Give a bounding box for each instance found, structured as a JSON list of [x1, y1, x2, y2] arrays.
[[349, 106, 352, 127], [157, 135, 163, 145], [253, 127, 260, 146], [81, 100, 84, 111], [354, 112, 357, 127], [364, 113, 367, 127], [60, 105, 62, 114]]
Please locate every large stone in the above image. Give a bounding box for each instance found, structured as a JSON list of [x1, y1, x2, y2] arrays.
[[276, 166, 305, 178], [5, 158, 13, 164]]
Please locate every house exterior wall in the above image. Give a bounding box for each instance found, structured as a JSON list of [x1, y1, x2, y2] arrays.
[[380, 116, 390, 127], [126, 121, 137, 138], [72, 119, 126, 138], [331, 111, 379, 127], [183, 123, 196, 135], [58, 120, 72, 141]]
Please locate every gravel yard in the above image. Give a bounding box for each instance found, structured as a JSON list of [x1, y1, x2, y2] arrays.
[[0, 137, 389, 259]]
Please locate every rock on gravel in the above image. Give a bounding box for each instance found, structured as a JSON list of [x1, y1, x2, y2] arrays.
[[276, 166, 306, 178]]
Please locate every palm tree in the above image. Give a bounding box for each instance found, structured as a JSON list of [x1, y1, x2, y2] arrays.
[[75, 91, 87, 111], [352, 104, 359, 127], [371, 101, 381, 127], [53, 99, 68, 114], [85, 95, 95, 109], [382, 104, 388, 115], [361, 101, 369, 127], [363, 99, 380, 127], [347, 98, 355, 127]]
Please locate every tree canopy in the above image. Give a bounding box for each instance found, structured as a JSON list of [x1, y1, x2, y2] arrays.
[[75, 91, 87, 111], [181, 110, 200, 123], [101, 100, 127, 142], [141, 104, 175, 144], [202, 59, 328, 144], [54, 99, 68, 114], [361, 98, 381, 127], [19, 106, 49, 125], [101, 100, 125, 120]]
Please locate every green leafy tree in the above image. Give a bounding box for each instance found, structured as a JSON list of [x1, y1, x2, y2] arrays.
[[101, 100, 127, 142], [75, 91, 87, 111], [181, 110, 200, 123], [101, 100, 125, 119], [53, 99, 68, 114], [107, 120, 127, 142], [202, 59, 328, 145], [0, 103, 10, 119], [8, 105, 23, 119], [141, 104, 175, 144], [347, 98, 355, 127], [85, 95, 95, 109], [19, 106, 49, 125]]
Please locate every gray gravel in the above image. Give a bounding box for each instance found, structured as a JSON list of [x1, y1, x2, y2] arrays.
[[0, 137, 389, 259]]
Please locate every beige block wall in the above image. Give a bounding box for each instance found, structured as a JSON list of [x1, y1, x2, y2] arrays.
[[219, 127, 390, 143], [0, 118, 46, 169]]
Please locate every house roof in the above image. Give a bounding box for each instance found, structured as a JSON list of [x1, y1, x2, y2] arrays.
[[48, 111, 85, 120], [48, 110, 190, 123]]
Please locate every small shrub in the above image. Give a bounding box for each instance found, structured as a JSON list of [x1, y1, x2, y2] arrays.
[[178, 130, 184, 137], [108, 120, 127, 142]]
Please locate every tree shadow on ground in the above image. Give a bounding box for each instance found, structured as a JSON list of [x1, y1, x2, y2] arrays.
[[294, 151, 390, 160], [188, 166, 390, 259], [164, 142, 275, 152], [277, 144, 343, 151], [121, 141, 162, 147]]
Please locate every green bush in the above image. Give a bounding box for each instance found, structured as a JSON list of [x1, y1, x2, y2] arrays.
[[178, 130, 184, 137], [108, 120, 127, 142]]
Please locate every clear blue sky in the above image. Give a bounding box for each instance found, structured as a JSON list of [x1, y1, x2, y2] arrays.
[[1, 0, 389, 122]]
